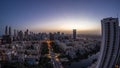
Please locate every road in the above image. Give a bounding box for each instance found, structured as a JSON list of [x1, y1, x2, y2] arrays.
[[47, 40, 63, 68]]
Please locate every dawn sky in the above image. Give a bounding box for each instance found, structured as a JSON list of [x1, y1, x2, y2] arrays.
[[0, 0, 120, 35]]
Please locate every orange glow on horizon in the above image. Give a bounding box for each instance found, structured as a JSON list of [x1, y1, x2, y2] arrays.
[[29, 16, 101, 34]]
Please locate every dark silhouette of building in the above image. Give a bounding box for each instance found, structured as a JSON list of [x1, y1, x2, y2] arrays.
[[2, 35, 12, 44], [73, 29, 76, 39], [13, 29, 17, 41], [24, 29, 29, 40], [9, 26, 11, 36], [2, 26, 12, 44], [18, 30, 24, 41], [116, 27, 120, 68], [5, 26, 8, 35], [0, 37, 2, 45], [49, 33, 54, 40]]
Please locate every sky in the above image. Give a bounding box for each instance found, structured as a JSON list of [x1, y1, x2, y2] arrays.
[[0, 0, 120, 35]]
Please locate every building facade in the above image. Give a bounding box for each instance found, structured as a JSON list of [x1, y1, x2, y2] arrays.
[[116, 27, 120, 68], [73, 29, 76, 39], [96, 17, 120, 68], [2, 26, 12, 44]]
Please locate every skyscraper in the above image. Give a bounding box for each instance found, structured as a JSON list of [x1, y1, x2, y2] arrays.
[[14, 29, 16, 37], [18, 30, 24, 41], [73, 29, 76, 39], [24, 29, 29, 40], [5, 26, 8, 35], [96, 17, 120, 68], [13, 29, 17, 41], [2, 26, 12, 44], [9, 26, 11, 36], [116, 27, 120, 68]]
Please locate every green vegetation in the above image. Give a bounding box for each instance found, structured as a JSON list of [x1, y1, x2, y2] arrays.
[[39, 56, 53, 68], [41, 42, 49, 55], [1, 61, 27, 68], [39, 42, 53, 68], [50, 42, 62, 53], [58, 53, 68, 58]]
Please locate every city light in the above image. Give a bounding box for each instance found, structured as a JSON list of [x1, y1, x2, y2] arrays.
[[0, 0, 120, 68]]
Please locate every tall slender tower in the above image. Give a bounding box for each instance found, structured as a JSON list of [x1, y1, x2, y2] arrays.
[[24, 29, 29, 40], [5, 26, 8, 35], [73, 29, 76, 39], [13, 29, 16, 41], [9, 26, 11, 36], [14, 29, 16, 37], [96, 17, 120, 68]]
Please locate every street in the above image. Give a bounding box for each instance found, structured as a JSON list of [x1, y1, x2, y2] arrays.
[[47, 40, 63, 68]]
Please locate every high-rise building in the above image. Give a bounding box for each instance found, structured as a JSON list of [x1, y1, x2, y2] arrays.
[[112, 18, 120, 68], [24, 29, 29, 40], [96, 17, 120, 68], [116, 27, 120, 68], [14, 29, 16, 37], [9, 26, 11, 36], [2, 26, 12, 44], [5, 26, 8, 35], [73, 29, 76, 39], [18, 30, 24, 41], [4, 26, 12, 36], [13, 29, 17, 41]]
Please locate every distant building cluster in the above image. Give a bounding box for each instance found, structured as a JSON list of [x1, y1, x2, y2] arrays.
[[0, 41, 41, 65], [1, 26, 12, 44], [1, 17, 120, 68], [55, 36, 100, 59], [0, 26, 70, 45], [0, 26, 78, 64]]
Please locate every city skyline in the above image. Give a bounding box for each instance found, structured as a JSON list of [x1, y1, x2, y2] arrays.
[[0, 0, 120, 35]]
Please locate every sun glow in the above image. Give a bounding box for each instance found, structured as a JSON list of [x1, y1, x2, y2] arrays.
[[30, 17, 100, 33], [58, 19, 100, 31]]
